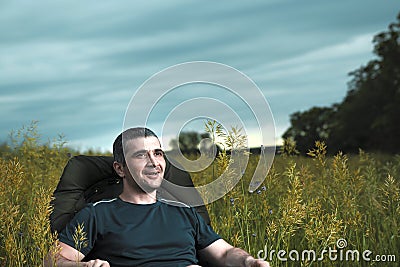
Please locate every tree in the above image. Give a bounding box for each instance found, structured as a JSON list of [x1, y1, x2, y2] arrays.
[[284, 12, 400, 154], [169, 131, 203, 153], [331, 12, 400, 153], [283, 107, 335, 153]]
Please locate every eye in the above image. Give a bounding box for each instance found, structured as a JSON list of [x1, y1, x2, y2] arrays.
[[154, 150, 164, 157], [135, 153, 147, 159]]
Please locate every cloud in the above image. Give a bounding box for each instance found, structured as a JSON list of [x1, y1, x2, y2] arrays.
[[1, 0, 399, 150]]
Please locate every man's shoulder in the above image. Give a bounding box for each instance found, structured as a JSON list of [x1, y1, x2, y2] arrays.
[[80, 198, 121, 221], [92, 198, 119, 207], [86, 198, 119, 213], [158, 199, 204, 225], [159, 198, 191, 208]]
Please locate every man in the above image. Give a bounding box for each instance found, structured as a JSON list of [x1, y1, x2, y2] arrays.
[[46, 127, 269, 267]]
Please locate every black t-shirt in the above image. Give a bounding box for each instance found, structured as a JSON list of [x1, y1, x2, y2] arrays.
[[59, 197, 220, 267]]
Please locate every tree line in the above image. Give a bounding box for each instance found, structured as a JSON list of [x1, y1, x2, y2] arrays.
[[283, 12, 400, 154]]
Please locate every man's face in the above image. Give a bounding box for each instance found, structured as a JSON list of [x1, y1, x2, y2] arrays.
[[123, 136, 166, 192]]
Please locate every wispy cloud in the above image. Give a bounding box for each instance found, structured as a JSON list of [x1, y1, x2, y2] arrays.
[[1, 0, 399, 150]]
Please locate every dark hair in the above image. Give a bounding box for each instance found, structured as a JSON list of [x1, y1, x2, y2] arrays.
[[113, 127, 159, 164]]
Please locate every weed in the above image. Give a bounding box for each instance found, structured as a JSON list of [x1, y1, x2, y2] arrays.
[[0, 123, 399, 266]]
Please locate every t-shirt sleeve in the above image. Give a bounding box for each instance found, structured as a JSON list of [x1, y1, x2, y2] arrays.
[[58, 205, 97, 256], [193, 208, 221, 250]]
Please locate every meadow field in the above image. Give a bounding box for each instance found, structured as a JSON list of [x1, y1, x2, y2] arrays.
[[0, 124, 399, 266]]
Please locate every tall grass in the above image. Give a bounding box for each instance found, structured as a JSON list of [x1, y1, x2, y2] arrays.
[[0, 122, 69, 267], [190, 123, 399, 266], [0, 122, 399, 266]]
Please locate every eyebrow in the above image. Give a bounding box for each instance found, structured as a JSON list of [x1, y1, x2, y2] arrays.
[[131, 148, 164, 156]]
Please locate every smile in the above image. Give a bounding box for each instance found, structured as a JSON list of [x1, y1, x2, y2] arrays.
[[143, 169, 162, 177]]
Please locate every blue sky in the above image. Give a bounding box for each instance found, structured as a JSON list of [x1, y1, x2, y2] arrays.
[[1, 1, 399, 152]]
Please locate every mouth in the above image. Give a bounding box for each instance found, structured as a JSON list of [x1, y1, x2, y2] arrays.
[[143, 169, 162, 178], [145, 171, 159, 175]]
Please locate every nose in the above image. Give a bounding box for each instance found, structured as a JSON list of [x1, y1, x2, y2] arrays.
[[147, 151, 159, 166]]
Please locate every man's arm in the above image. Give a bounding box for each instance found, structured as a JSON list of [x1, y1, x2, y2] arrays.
[[44, 241, 110, 267], [198, 239, 270, 267]]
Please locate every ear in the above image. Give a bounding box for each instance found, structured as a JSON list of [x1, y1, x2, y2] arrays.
[[113, 161, 125, 178]]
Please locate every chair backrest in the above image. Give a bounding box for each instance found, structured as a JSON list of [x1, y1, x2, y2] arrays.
[[50, 155, 210, 233]]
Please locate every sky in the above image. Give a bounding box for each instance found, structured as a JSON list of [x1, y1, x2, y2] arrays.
[[1, 1, 400, 152]]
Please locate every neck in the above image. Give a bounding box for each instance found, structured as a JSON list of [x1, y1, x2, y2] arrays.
[[119, 186, 157, 204]]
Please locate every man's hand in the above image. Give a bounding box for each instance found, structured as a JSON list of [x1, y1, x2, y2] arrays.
[[44, 242, 111, 267], [84, 259, 110, 267], [199, 239, 270, 267], [245, 256, 270, 267]]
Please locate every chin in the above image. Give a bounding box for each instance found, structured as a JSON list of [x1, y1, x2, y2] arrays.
[[140, 179, 162, 192]]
